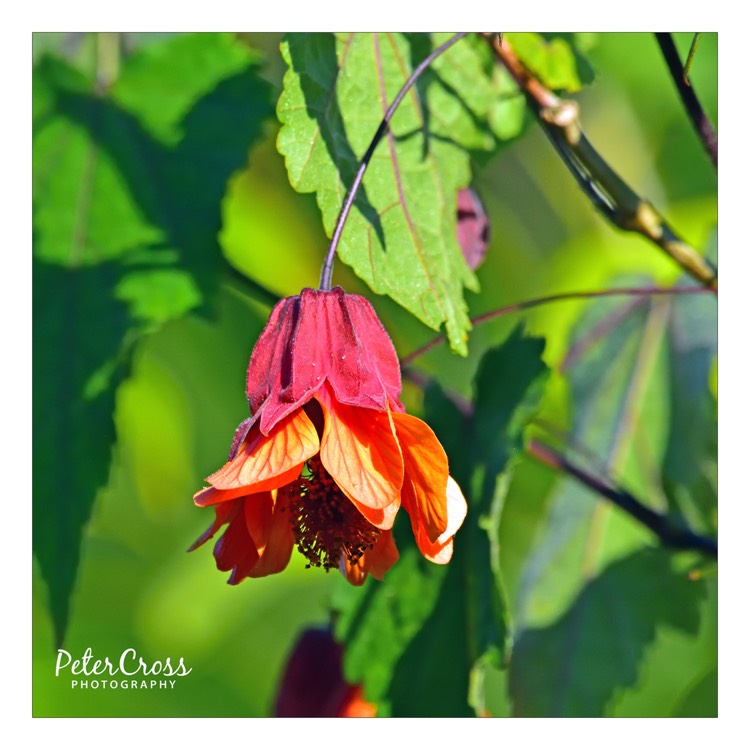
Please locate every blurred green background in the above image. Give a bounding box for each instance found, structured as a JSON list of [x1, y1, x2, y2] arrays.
[[32, 32, 717, 717]]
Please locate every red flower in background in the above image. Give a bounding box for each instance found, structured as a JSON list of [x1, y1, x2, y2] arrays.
[[274, 627, 375, 718], [191, 287, 467, 585]]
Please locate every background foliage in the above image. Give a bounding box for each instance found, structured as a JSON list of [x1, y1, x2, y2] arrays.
[[32, 32, 717, 717]]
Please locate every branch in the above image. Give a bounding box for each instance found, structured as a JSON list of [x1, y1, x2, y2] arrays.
[[318, 32, 469, 291], [400, 284, 711, 366], [528, 439, 717, 559], [655, 33, 717, 169], [486, 34, 717, 291]]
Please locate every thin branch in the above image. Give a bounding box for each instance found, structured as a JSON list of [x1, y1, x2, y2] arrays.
[[486, 34, 717, 291], [319, 32, 469, 291], [400, 284, 711, 366], [655, 33, 717, 169], [528, 439, 717, 559], [401, 366, 717, 559], [683, 33, 702, 84]]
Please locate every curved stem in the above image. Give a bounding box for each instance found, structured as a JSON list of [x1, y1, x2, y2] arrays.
[[655, 33, 717, 169], [400, 284, 712, 365], [319, 32, 469, 291]]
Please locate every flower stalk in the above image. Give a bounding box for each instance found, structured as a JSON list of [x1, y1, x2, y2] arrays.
[[319, 32, 469, 291]]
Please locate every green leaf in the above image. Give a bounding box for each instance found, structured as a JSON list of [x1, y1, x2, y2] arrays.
[[509, 547, 706, 717], [661, 280, 717, 533], [670, 665, 718, 717], [33, 35, 272, 306], [517, 290, 673, 627], [427, 33, 527, 150], [33, 261, 130, 646], [33, 57, 163, 267], [515, 297, 655, 627], [277, 33, 483, 355], [332, 524, 451, 716], [506, 33, 583, 92], [516, 277, 717, 630], [333, 329, 548, 716], [32, 34, 273, 644], [112, 33, 258, 145]]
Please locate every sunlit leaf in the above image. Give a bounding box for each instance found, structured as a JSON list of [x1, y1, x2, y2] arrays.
[[427, 33, 527, 150], [506, 33, 584, 92], [277, 33, 484, 355], [112, 33, 257, 145], [33, 34, 271, 306]]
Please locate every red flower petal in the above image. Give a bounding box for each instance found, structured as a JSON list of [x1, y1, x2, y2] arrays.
[[347, 496, 401, 532], [246, 288, 404, 434], [212, 500, 261, 585], [188, 499, 236, 552], [274, 628, 376, 717]]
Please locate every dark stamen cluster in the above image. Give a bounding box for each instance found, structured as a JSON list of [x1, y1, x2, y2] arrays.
[[288, 456, 380, 571]]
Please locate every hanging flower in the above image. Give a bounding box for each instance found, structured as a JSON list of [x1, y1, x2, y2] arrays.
[[190, 287, 467, 585]]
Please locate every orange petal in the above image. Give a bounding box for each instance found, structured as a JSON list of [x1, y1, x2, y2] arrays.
[[348, 496, 401, 531], [338, 529, 400, 585], [338, 686, 377, 718], [206, 409, 319, 492], [362, 530, 399, 580], [246, 488, 295, 578], [440, 476, 468, 543], [339, 556, 368, 586], [316, 386, 403, 512], [423, 538, 454, 565], [194, 463, 303, 507], [392, 412, 449, 542], [409, 476, 468, 564]]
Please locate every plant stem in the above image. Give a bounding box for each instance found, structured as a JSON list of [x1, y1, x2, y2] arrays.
[[95, 32, 120, 94], [528, 439, 717, 558], [400, 284, 711, 365], [655, 33, 717, 169], [318, 32, 469, 291], [683, 33, 702, 84], [486, 34, 717, 291]]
